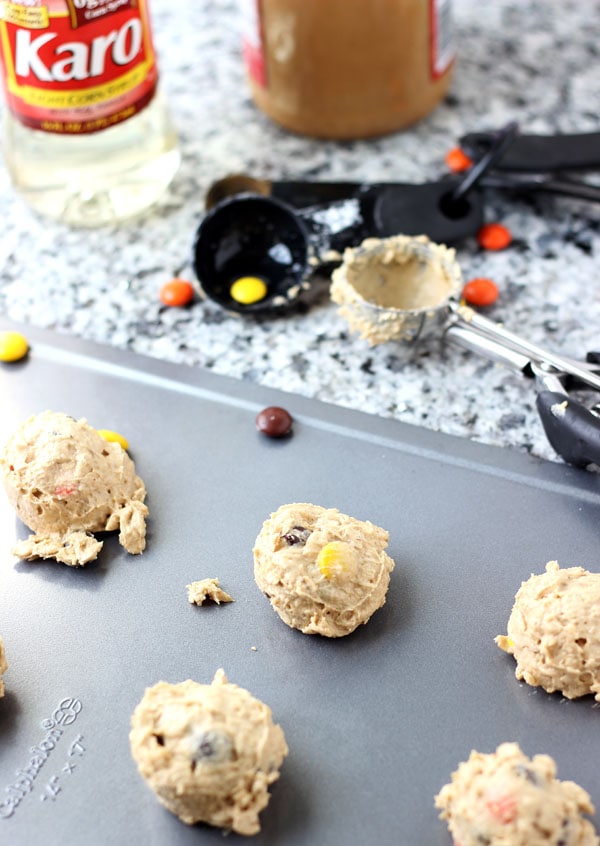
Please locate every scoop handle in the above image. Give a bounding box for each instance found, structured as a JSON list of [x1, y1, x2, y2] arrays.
[[460, 131, 600, 173], [536, 390, 600, 468]]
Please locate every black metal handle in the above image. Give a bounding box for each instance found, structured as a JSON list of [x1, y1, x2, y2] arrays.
[[479, 173, 600, 203], [536, 390, 600, 468], [460, 131, 600, 173]]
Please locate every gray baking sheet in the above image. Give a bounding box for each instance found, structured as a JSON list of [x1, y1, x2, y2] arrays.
[[0, 318, 599, 846]]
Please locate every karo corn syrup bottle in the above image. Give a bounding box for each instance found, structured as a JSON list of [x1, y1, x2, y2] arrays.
[[0, 0, 180, 226]]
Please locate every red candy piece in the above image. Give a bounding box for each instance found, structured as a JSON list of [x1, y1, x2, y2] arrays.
[[477, 222, 513, 251], [54, 484, 78, 498], [462, 277, 499, 307], [445, 146, 473, 173], [484, 793, 517, 824], [159, 278, 195, 307], [256, 407, 293, 438]]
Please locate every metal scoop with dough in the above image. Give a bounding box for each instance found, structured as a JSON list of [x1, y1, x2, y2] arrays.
[[331, 234, 600, 469]]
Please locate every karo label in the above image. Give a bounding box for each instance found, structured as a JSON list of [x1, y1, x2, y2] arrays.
[[64, 0, 138, 30], [0, 0, 158, 133]]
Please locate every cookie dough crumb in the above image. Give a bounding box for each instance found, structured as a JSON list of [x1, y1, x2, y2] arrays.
[[187, 579, 233, 606], [435, 742, 598, 846], [0, 411, 148, 566], [129, 670, 288, 835], [0, 638, 7, 698], [254, 502, 395, 637], [496, 560, 600, 700]]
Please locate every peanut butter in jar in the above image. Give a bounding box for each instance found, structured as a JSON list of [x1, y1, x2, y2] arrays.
[[241, 0, 455, 140]]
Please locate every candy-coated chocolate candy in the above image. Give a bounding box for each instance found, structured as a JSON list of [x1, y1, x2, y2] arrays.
[[477, 222, 512, 251], [0, 331, 29, 362], [159, 279, 195, 307], [462, 277, 499, 307], [256, 406, 293, 438], [96, 429, 129, 450], [445, 146, 473, 173], [317, 541, 350, 580], [230, 276, 268, 305]]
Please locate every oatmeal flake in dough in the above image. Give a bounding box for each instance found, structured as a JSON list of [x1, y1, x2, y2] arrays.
[[496, 561, 600, 700], [254, 503, 395, 637], [0, 411, 148, 566], [129, 670, 288, 835]]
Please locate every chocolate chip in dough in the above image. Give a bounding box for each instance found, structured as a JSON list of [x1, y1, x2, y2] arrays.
[[281, 526, 311, 546]]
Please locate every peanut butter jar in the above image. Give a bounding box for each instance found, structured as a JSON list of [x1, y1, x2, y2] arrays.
[[240, 0, 455, 140]]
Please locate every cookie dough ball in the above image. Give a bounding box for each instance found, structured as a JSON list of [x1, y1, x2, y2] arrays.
[[435, 742, 598, 846], [129, 670, 288, 835], [496, 561, 600, 701], [0, 411, 148, 566], [253, 502, 395, 637], [0, 637, 7, 698]]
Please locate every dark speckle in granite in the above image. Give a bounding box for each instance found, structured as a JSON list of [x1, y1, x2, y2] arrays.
[[360, 358, 375, 375], [290, 354, 310, 378], [498, 412, 527, 431]]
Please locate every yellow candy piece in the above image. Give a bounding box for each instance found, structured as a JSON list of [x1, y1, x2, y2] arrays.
[[317, 541, 350, 580], [230, 276, 268, 305], [0, 331, 29, 362], [96, 429, 129, 450]]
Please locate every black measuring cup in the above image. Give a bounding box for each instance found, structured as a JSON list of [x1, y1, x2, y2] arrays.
[[192, 193, 313, 314]]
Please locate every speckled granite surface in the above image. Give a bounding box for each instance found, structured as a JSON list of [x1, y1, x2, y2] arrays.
[[1, 0, 599, 465]]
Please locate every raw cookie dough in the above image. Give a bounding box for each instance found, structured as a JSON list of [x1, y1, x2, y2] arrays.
[[496, 561, 600, 700], [330, 234, 462, 346], [435, 742, 598, 846], [187, 578, 233, 606], [0, 637, 7, 698], [129, 670, 288, 835], [253, 502, 395, 637], [0, 411, 148, 566]]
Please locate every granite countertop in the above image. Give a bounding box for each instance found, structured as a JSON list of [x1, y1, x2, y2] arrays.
[[1, 0, 599, 465]]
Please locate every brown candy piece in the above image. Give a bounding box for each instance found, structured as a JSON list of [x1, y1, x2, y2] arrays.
[[256, 406, 293, 438]]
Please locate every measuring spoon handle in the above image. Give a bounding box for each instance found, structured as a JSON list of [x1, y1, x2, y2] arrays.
[[460, 131, 600, 173]]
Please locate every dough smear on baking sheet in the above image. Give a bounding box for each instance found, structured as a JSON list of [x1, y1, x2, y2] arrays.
[[435, 742, 599, 846], [187, 578, 233, 606], [0, 410, 148, 567], [0, 637, 7, 698], [496, 560, 600, 700], [253, 502, 395, 637], [129, 670, 287, 835]]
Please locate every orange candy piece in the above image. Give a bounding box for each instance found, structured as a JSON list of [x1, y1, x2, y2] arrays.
[[477, 222, 513, 251], [445, 146, 473, 173], [159, 278, 195, 307], [462, 277, 499, 307]]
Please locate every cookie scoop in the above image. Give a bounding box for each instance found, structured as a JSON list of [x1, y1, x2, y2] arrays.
[[0, 411, 148, 566]]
